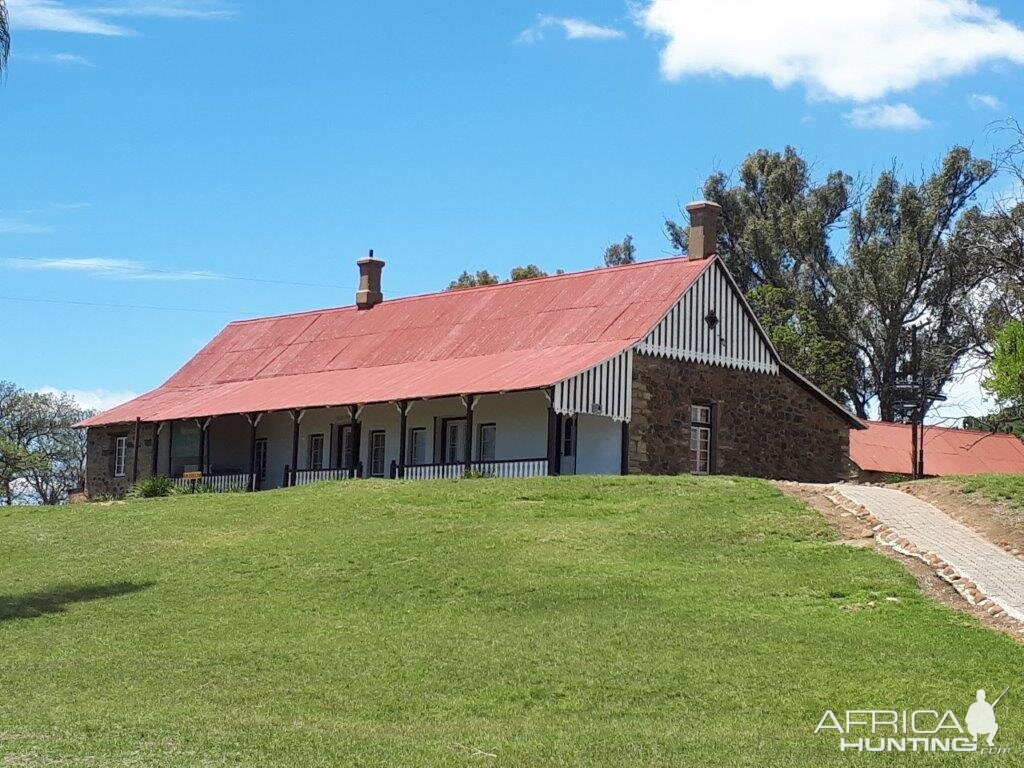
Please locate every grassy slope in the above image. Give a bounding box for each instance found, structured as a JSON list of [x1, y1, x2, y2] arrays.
[[956, 474, 1024, 508], [1, 476, 1021, 767]]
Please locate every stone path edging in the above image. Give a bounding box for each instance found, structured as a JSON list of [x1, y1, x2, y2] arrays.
[[828, 484, 1024, 633]]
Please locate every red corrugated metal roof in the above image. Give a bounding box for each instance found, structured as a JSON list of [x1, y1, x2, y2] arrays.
[[851, 420, 1024, 476], [81, 256, 715, 426]]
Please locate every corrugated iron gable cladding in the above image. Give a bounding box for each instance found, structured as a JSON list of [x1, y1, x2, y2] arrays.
[[635, 260, 778, 373], [553, 349, 633, 422]]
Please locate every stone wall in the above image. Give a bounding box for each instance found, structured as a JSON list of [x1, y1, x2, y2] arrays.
[[85, 423, 158, 498], [628, 355, 855, 482]]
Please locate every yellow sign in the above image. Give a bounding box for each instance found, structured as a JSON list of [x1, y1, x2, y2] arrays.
[[182, 471, 203, 480]]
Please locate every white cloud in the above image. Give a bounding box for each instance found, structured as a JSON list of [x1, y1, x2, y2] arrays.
[[0, 218, 52, 234], [517, 14, 625, 44], [37, 386, 138, 412], [22, 51, 95, 65], [7, 0, 234, 36], [845, 103, 931, 130], [89, 1, 236, 19], [969, 92, 1003, 109], [6, 256, 220, 281], [7, 0, 130, 35], [637, 0, 1024, 101]]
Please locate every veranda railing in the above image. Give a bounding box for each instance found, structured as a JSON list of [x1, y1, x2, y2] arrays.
[[172, 473, 252, 493], [398, 458, 548, 480], [289, 467, 359, 486]]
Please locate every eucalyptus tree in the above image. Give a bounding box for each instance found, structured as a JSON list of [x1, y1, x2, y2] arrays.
[[667, 146, 852, 295], [603, 235, 636, 267], [447, 270, 500, 290], [961, 122, 1024, 325], [446, 264, 555, 291], [671, 146, 999, 420], [667, 146, 859, 405], [1, 0, 9, 75], [839, 148, 997, 420]]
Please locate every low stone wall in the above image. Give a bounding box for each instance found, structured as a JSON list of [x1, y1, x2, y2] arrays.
[[628, 356, 854, 482], [85, 423, 158, 498]]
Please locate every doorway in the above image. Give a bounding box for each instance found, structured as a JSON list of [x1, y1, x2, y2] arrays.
[[561, 416, 577, 475], [441, 417, 466, 463], [369, 430, 387, 477]]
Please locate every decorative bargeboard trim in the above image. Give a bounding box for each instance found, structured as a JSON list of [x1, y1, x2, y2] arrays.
[[634, 260, 778, 374]]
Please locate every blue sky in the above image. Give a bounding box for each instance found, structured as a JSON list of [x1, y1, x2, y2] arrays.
[[2, 0, 1023, 418]]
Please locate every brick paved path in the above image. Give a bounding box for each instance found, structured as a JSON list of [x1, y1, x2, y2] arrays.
[[834, 484, 1024, 623]]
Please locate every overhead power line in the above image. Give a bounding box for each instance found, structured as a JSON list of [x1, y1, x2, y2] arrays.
[[5, 257, 357, 290]]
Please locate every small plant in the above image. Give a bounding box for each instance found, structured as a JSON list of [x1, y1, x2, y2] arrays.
[[127, 475, 178, 498]]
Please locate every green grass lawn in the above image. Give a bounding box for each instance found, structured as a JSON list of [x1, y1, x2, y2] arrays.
[[1, 476, 1022, 766], [955, 473, 1024, 508]]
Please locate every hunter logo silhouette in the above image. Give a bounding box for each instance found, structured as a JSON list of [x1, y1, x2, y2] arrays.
[[966, 687, 1008, 747], [815, 685, 1013, 754]]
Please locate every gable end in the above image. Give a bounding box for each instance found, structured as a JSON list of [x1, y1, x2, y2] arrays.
[[633, 259, 779, 374]]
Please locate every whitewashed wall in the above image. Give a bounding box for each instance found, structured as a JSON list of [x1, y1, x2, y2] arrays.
[[474, 391, 548, 460], [634, 260, 778, 374], [574, 413, 621, 475], [405, 398, 459, 463], [256, 410, 294, 488], [298, 407, 345, 470], [356, 391, 549, 471], [356, 403, 400, 476], [192, 391, 553, 487], [170, 387, 619, 487]]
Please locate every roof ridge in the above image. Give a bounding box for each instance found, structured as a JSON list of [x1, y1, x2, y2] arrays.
[[865, 419, 1022, 439], [227, 254, 697, 326]]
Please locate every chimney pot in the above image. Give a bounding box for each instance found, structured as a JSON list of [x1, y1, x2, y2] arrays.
[[356, 251, 385, 309], [686, 200, 722, 261]]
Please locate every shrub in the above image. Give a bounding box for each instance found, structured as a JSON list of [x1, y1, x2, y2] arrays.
[[128, 475, 178, 498]]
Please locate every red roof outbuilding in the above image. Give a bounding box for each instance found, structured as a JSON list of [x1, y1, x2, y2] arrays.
[[851, 420, 1024, 476]]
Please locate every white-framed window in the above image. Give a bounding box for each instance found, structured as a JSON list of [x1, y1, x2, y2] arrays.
[[307, 434, 324, 470], [114, 436, 128, 477], [339, 425, 354, 469], [562, 417, 575, 457], [691, 405, 712, 424], [690, 405, 713, 475], [254, 438, 268, 481], [477, 423, 496, 462], [409, 427, 427, 465], [445, 419, 465, 463], [369, 430, 387, 477]]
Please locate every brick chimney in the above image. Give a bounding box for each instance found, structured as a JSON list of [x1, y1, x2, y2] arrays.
[[686, 200, 722, 261], [356, 250, 384, 309]]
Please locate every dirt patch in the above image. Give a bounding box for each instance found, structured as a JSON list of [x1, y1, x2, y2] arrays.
[[775, 481, 1024, 642], [897, 480, 1024, 555]]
